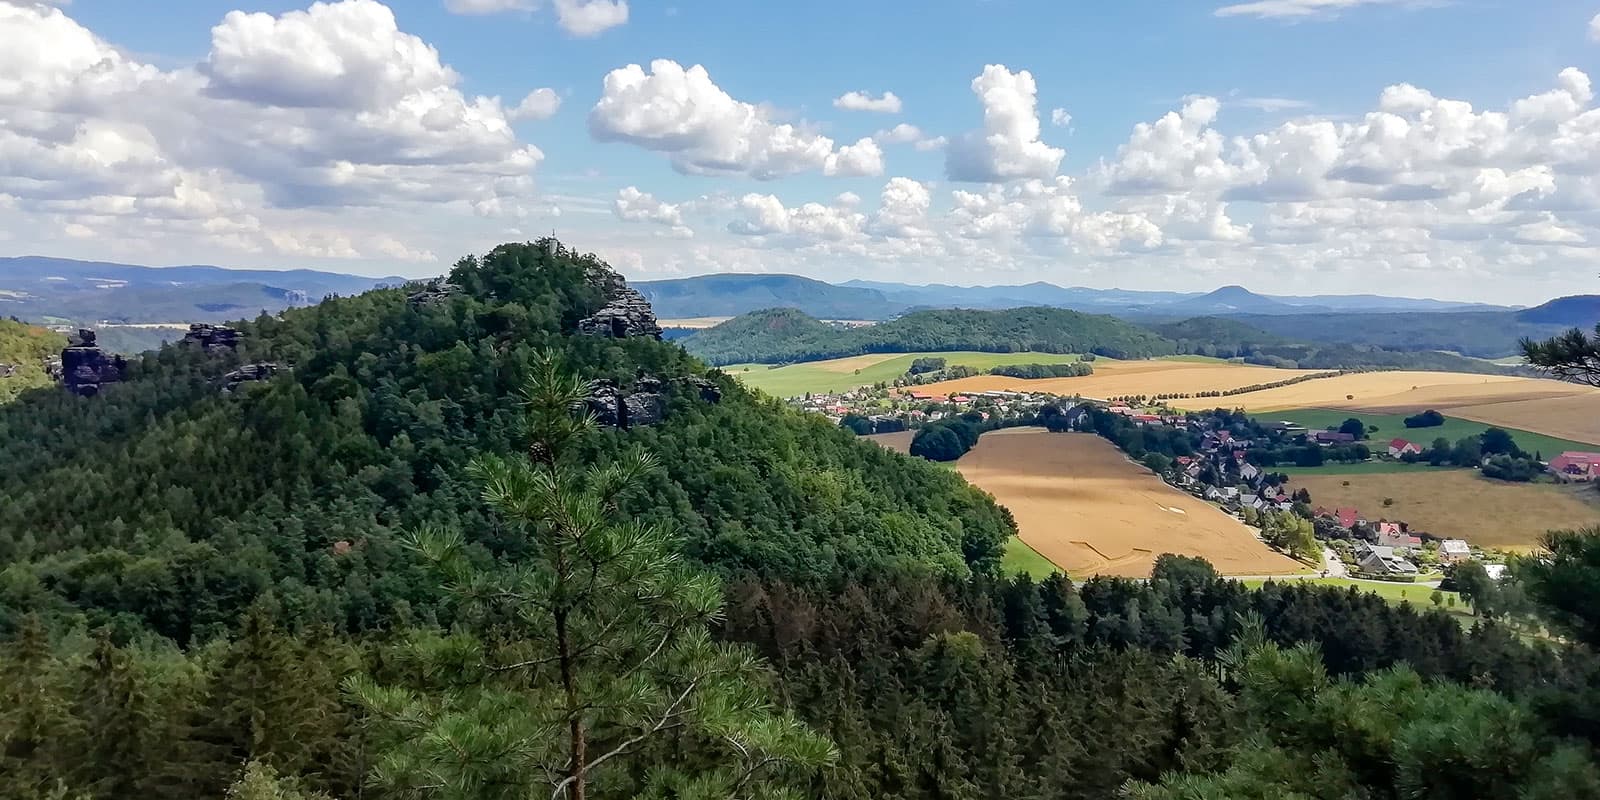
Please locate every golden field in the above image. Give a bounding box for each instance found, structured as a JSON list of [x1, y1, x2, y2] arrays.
[[1420, 392, 1600, 447], [1203, 370, 1592, 413], [1291, 470, 1600, 550], [952, 428, 1305, 577], [912, 359, 1325, 400], [865, 430, 913, 454]]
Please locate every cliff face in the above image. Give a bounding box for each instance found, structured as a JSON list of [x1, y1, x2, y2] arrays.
[[577, 265, 663, 339]]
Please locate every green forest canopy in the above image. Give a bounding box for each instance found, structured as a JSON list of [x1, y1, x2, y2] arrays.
[[0, 318, 65, 403], [684, 308, 1528, 375]]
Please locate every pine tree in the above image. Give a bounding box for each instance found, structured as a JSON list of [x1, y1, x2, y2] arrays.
[[70, 633, 154, 800], [0, 616, 71, 799], [348, 352, 835, 799]]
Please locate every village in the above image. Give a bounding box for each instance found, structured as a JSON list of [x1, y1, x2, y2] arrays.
[[789, 379, 1600, 583]]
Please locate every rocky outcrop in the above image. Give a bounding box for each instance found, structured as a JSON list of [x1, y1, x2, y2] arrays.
[[61, 330, 126, 397], [0, 363, 15, 379], [223, 362, 282, 394], [583, 374, 720, 429], [44, 356, 62, 381], [407, 280, 460, 309], [680, 376, 723, 405], [182, 323, 243, 353], [576, 265, 662, 339]]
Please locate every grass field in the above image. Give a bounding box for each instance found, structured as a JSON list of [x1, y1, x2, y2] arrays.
[[1289, 470, 1600, 549], [724, 351, 1085, 397], [955, 428, 1306, 578], [1267, 408, 1599, 457], [1237, 577, 1467, 615], [1003, 538, 1061, 578]]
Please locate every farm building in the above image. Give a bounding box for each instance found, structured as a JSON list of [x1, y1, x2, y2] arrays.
[[1549, 451, 1600, 481], [1438, 539, 1472, 564], [1354, 542, 1420, 577], [1315, 431, 1357, 445], [1388, 438, 1423, 458]]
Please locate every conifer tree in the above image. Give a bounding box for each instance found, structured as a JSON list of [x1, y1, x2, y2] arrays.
[[348, 352, 834, 800], [0, 616, 70, 799]]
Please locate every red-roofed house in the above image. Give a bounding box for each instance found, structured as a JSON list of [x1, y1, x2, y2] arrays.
[[1336, 507, 1362, 529], [1388, 438, 1423, 458], [950, 395, 973, 404], [1550, 452, 1600, 481]]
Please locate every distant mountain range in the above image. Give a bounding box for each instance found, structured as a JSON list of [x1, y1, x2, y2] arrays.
[[640, 273, 1515, 321], [0, 256, 408, 324], [4, 258, 1593, 361], [635, 274, 891, 320]]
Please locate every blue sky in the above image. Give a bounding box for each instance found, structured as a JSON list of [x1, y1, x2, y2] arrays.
[[4, 0, 1600, 302]]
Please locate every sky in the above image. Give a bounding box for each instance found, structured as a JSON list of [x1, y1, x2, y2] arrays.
[[3, 0, 1600, 303]]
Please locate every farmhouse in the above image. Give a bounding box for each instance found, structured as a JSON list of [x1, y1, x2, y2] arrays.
[[1376, 528, 1423, 551], [1438, 539, 1472, 564], [1354, 542, 1420, 577], [1334, 507, 1362, 530], [1550, 451, 1600, 481], [1315, 431, 1357, 445], [1388, 438, 1423, 458]]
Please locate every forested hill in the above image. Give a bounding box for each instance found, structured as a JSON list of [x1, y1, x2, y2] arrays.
[[681, 306, 1529, 374], [0, 241, 1011, 641], [683, 306, 1178, 364], [0, 318, 65, 403]]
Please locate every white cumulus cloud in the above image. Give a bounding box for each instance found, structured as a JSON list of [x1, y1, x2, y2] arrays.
[[552, 0, 628, 36], [834, 90, 903, 113], [823, 137, 885, 177], [945, 65, 1065, 183], [510, 87, 562, 120], [589, 59, 872, 179]]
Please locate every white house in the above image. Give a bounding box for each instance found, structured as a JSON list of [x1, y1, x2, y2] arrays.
[[1438, 539, 1472, 564]]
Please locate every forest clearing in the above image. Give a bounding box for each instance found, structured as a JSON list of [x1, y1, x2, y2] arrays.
[[1290, 470, 1600, 550], [951, 428, 1306, 577]]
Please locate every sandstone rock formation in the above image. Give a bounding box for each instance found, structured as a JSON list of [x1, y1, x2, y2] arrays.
[[407, 280, 461, 309], [182, 323, 244, 353], [680, 376, 723, 405], [583, 374, 720, 429], [223, 362, 282, 394], [61, 330, 127, 397], [577, 264, 662, 339]]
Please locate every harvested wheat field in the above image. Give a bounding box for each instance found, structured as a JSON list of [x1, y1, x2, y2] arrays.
[[954, 428, 1306, 577], [1422, 392, 1600, 447], [1199, 371, 1589, 413], [912, 359, 1325, 400], [865, 430, 914, 454], [1292, 470, 1600, 551]]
